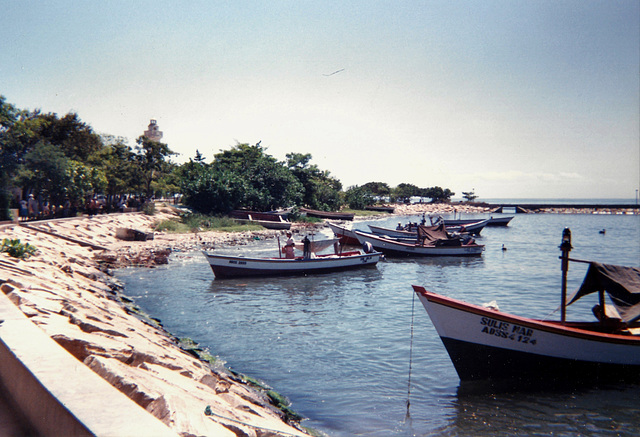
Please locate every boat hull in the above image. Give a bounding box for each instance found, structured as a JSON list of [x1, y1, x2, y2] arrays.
[[369, 219, 488, 237], [355, 231, 484, 256], [232, 218, 291, 230], [300, 208, 355, 221], [327, 222, 361, 245], [412, 286, 640, 382], [203, 251, 382, 278], [443, 216, 513, 227]]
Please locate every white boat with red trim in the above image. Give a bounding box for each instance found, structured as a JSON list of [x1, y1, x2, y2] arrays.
[[355, 224, 484, 257], [368, 219, 488, 238], [203, 249, 382, 278], [412, 228, 640, 383]]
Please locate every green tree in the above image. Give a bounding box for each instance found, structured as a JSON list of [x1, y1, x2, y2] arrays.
[[36, 112, 102, 161], [65, 160, 107, 206], [180, 164, 247, 215], [94, 135, 136, 201], [462, 190, 478, 202], [344, 185, 375, 210], [14, 141, 70, 203], [0, 98, 42, 191], [423, 186, 455, 203], [392, 183, 420, 203], [133, 136, 177, 198], [212, 143, 302, 211], [362, 182, 391, 200], [286, 152, 342, 211]]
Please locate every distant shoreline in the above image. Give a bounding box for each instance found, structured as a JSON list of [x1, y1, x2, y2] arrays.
[[392, 202, 639, 217]]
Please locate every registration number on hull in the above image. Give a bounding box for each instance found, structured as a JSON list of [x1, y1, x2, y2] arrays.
[[480, 317, 537, 345]]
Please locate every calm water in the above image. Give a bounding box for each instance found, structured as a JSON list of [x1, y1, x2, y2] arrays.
[[116, 212, 640, 436]]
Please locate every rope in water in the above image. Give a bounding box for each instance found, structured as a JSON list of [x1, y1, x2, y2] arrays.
[[406, 290, 416, 420]]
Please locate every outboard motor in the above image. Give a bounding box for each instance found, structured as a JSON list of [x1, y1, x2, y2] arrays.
[[362, 241, 374, 254]]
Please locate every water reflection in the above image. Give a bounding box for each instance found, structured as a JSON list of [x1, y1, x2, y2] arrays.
[[434, 382, 640, 436], [206, 266, 384, 297]]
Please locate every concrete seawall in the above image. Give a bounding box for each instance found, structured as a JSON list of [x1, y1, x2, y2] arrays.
[[0, 208, 311, 436], [0, 289, 178, 437]]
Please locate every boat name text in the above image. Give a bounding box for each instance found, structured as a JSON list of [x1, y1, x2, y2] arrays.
[[480, 317, 537, 345]]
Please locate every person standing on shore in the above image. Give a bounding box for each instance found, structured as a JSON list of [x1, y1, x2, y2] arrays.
[[27, 194, 38, 220], [19, 198, 28, 221]]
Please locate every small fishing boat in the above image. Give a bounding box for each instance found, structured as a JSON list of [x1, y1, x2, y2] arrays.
[[327, 222, 361, 245], [229, 210, 292, 230], [203, 240, 382, 278], [354, 224, 484, 257], [364, 205, 395, 213], [437, 215, 514, 227], [369, 218, 488, 237], [412, 228, 640, 383], [299, 208, 355, 221]]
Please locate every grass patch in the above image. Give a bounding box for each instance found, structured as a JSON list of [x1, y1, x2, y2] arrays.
[[154, 213, 263, 233], [341, 208, 384, 217]]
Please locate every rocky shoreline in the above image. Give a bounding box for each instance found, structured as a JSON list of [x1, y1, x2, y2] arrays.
[[0, 202, 635, 436], [0, 207, 316, 437]]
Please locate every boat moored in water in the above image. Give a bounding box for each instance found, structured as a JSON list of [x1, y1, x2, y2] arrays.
[[369, 218, 488, 237], [412, 228, 640, 384], [203, 236, 382, 278], [355, 223, 484, 257]]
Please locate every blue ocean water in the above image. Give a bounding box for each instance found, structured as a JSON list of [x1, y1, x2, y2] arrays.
[[116, 211, 640, 436]]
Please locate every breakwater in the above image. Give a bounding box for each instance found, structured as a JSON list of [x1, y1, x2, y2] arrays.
[[0, 207, 311, 437]]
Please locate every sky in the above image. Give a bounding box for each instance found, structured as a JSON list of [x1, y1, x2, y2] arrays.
[[2, 1, 639, 200]]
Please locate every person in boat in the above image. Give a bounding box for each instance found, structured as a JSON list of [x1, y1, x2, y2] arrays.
[[396, 222, 403, 230], [283, 232, 296, 259], [302, 235, 311, 259]]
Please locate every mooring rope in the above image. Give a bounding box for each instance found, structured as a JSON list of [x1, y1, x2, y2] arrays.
[[405, 290, 416, 421]]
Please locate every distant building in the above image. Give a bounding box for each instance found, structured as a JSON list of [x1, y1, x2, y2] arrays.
[[143, 119, 163, 141]]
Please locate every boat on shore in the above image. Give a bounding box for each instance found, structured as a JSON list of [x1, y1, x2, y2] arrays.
[[203, 248, 382, 278], [299, 208, 355, 221], [412, 228, 640, 384], [364, 205, 395, 213], [354, 224, 484, 257], [229, 210, 292, 230]]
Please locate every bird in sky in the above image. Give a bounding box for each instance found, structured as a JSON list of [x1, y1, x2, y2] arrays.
[[323, 68, 345, 76]]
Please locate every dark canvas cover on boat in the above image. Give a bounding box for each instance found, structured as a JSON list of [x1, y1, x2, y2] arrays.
[[416, 223, 451, 246], [568, 262, 640, 323]]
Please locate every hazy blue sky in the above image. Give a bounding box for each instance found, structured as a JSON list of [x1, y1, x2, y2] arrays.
[[2, 1, 639, 199]]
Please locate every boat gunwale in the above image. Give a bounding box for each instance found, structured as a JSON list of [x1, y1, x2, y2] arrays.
[[412, 285, 640, 345]]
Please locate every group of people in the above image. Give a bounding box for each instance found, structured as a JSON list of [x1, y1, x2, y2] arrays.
[[16, 193, 149, 222], [18, 194, 75, 221]]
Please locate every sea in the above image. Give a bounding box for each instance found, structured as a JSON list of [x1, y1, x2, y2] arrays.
[[115, 204, 640, 436]]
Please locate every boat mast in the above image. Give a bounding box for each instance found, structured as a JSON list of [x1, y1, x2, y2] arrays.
[[560, 228, 572, 324]]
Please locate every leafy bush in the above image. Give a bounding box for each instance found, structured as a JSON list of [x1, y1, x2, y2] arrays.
[[1, 238, 38, 259], [142, 201, 156, 215]]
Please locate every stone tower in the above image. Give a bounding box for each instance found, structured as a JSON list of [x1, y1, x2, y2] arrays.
[[143, 119, 163, 142]]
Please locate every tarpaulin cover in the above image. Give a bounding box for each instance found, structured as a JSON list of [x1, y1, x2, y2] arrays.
[[416, 223, 459, 246], [568, 262, 640, 323]]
